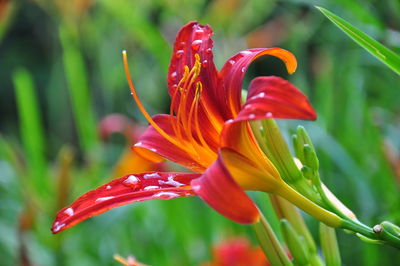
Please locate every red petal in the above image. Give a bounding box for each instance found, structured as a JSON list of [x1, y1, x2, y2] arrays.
[[220, 48, 297, 117], [168, 22, 218, 100], [51, 172, 200, 233], [168, 21, 226, 128], [236, 76, 317, 122], [134, 114, 210, 172], [191, 153, 260, 224]]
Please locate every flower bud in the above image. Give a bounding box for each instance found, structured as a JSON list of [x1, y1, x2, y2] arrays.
[[303, 144, 319, 171], [281, 219, 310, 265]]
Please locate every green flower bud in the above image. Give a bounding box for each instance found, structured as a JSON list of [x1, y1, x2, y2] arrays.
[[281, 219, 310, 266], [303, 144, 319, 171]]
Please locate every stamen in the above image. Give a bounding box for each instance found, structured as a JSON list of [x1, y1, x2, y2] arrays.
[[174, 53, 202, 141], [193, 82, 213, 153], [122, 50, 182, 148], [169, 66, 190, 141]]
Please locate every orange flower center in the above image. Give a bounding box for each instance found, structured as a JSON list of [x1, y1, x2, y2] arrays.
[[123, 51, 217, 170]]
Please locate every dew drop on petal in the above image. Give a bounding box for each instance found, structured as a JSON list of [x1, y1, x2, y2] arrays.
[[124, 175, 140, 184], [256, 92, 266, 98], [158, 175, 184, 187], [95, 196, 115, 202], [134, 141, 142, 147], [226, 119, 234, 124], [170, 71, 177, 81], [248, 114, 256, 119], [143, 173, 161, 179], [195, 28, 204, 34], [106, 185, 112, 190], [153, 192, 180, 199], [53, 222, 65, 233], [265, 112, 273, 117], [191, 40, 203, 51], [241, 67, 246, 73], [191, 184, 201, 191], [229, 60, 235, 65], [206, 48, 212, 54], [202, 60, 208, 67], [143, 185, 160, 191], [175, 50, 184, 59], [64, 208, 74, 216], [150, 148, 157, 152], [240, 50, 252, 56]]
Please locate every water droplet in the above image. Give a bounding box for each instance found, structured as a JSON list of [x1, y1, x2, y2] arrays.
[[124, 175, 140, 184], [95, 196, 115, 202], [191, 40, 203, 51], [154, 192, 180, 199], [248, 114, 256, 119], [134, 141, 142, 147], [206, 48, 212, 54], [241, 67, 246, 73], [175, 50, 184, 59], [143, 173, 161, 179], [191, 184, 201, 191], [195, 28, 204, 34], [265, 112, 273, 117], [226, 119, 234, 124], [106, 185, 112, 190], [250, 92, 266, 100], [244, 105, 253, 110], [229, 60, 235, 65], [158, 175, 184, 187], [180, 41, 186, 46], [53, 222, 65, 233], [202, 60, 208, 67], [144, 186, 160, 191], [64, 208, 74, 216], [150, 148, 157, 152], [240, 50, 252, 56], [170, 71, 177, 81]]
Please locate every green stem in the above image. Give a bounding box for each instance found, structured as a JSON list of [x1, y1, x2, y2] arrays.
[[342, 219, 400, 249], [320, 223, 341, 266], [252, 212, 293, 266]]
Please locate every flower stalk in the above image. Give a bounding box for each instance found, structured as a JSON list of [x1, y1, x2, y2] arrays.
[[252, 212, 293, 266], [319, 223, 341, 266]]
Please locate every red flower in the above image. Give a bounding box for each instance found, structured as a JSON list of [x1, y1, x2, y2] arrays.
[[202, 237, 269, 266], [51, 21, 316, 233]]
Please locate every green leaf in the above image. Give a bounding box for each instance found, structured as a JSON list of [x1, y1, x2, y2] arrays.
[[59, 24, 98, 155], [13, 68, 47, 192], [316, 6, 400, 75]]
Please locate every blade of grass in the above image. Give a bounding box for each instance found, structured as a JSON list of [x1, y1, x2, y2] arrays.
[[59, 24, 98, 155], [13, 68, 47, 193], [316, 6, 400, 75]]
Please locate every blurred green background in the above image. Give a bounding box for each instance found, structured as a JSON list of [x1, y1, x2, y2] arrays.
[[0, 0, 399, 265]]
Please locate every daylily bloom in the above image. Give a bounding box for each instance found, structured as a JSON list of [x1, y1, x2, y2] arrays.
[[52, 21, 319, 234]]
